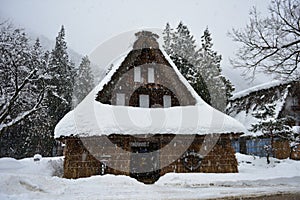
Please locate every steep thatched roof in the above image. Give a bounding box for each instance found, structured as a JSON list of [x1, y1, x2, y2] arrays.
[[54, 31, 245, 138], [227, 80, 300, 136]]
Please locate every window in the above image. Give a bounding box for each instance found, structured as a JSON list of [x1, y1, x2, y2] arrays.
[[163, 95, 171, 108], [116, 93, 125, 105], [246, 138, 272, 157], [139, 95, 149, 108], [134, 67, 141, 82], [231, 140, 240, 153], [148, 68, 154, 83]]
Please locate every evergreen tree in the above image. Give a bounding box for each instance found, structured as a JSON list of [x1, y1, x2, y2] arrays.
[[197, 28, 234, 111], [162, 23, 173, 55], [73, 56, 94, 106], [171, 56, 211, 104], [46, 25, 75, 132], [27, 39, 55, 156], [250, 104, 292, 136], [163, 22, 211, 104], [250, 103, 292, 163], [171, 22, 197, 64]]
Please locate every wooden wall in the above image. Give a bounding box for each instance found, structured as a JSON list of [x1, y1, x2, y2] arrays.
[[290, 145, 300, 160], [62, 134, 239, 183], [96, 48, 197, 107]]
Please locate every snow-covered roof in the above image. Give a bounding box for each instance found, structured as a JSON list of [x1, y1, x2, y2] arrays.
[[228, 82, 291, 137], [231, 80, 284, 100], [54, 34, 245, 138], [55, 98, 245, 137], [231, 101, 287, 137]]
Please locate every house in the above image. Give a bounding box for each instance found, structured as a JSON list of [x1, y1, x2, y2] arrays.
[[54, 31, 245, 184], [227, 80, 300, 160]]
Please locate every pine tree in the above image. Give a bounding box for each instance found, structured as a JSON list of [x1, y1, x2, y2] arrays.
[[73, 56, 94, 106], [162, 23, 173, 55], [46, 25, 75, 129], [171, 22, 197, 64], [28, 39, 55, 156], [171, 56, 211, 104], [163, 22, 211, 104], [250, 103, 292, 163], [197, 28, 234, 111]]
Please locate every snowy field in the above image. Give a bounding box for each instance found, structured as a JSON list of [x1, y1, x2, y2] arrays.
[[0, 153, 299, 200]]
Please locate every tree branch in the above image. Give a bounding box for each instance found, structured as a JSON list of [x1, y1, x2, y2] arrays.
[[0, 79, 45, 134], [0, 68, 38, 124]]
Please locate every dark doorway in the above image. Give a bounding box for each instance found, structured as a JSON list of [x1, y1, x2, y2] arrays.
[[130, 142, 160, 184]]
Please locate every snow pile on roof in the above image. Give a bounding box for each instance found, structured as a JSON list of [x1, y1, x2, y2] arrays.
[[232, 80, 284, 100], [55, 89, 245, 137], [229, 85, 290, 136], [55, 43, 245, 137]]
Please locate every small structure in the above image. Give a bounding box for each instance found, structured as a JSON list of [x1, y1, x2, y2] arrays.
[[227, 81, 300, 159], [55, 31, 245, 184]]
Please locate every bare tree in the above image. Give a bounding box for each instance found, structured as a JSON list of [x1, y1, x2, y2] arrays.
[[0, 23, 46, 134], [0, 68, 45, 133], [229, 0, 300, 79]]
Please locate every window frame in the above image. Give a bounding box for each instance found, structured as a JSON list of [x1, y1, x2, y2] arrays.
[[116, 93, 125, 106], [139, 94, 149, 108], [134, 67, 141, 82]]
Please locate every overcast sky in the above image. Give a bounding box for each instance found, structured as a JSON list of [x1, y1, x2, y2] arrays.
[[0, 0, 272, 91]]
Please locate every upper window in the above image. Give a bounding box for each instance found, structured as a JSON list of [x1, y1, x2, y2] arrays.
[[134, 67, 141, 82], [139, 94, 149, 108], [148, 68, 154, 83], [163, 95, 171, 108], [116, 93, 125, 105]]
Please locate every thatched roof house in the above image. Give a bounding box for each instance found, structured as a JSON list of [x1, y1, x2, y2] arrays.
[[227, 80, 300, 159], [55, 31, 245, 184]]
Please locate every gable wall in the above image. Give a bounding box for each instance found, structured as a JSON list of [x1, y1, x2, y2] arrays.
[[96, 48, 197, 107]]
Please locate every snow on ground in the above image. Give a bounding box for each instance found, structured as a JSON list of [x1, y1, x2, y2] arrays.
[[0, 154, 299, 200]]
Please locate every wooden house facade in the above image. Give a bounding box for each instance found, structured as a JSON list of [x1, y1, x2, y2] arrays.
[[55, 31, 245, 184]]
